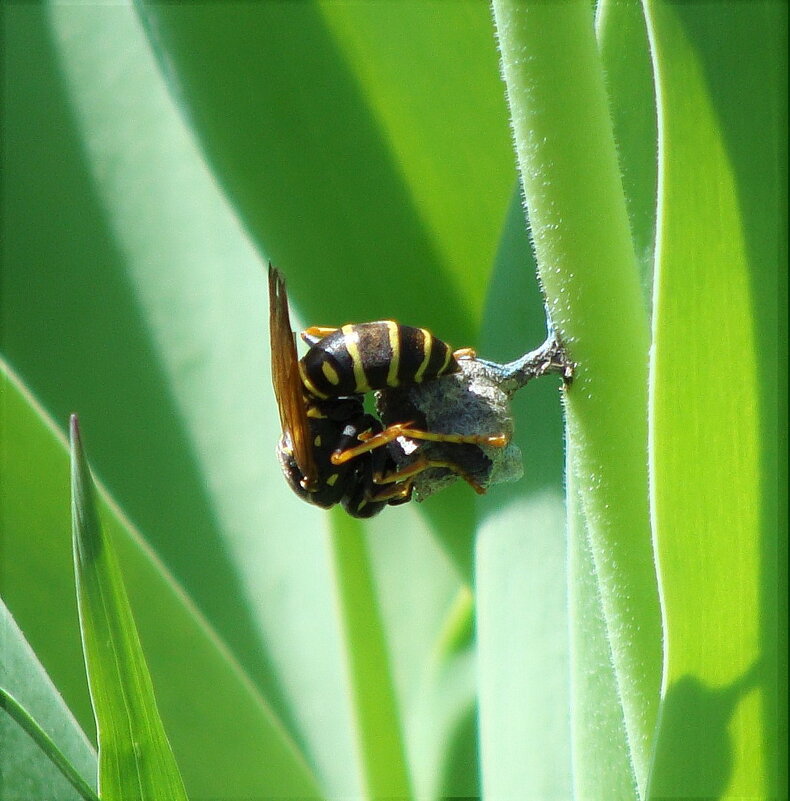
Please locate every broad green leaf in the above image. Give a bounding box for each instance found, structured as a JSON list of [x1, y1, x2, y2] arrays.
[[37, 5, 366, 793], [644, 2, 785, 797], [491, 0, 661, 793], [474, 186, 572, 797], [476, 492, 571, 800], [0, 361, 323, 800], [1, 5, 244, 662], [0, 601, 97, 801], [70, 414, 189, 801], [136, 1, 515, 345], [3, 17, 313, 776], [316, 0, 514, 320]]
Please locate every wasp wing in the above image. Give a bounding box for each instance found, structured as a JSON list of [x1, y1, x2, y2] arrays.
[[268, 265, 318, 488]]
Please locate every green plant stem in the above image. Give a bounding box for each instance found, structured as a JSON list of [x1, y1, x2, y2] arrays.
[[0, 687, 100, 801], [329, 512, 413, 801], [491, 0, 661, 794]]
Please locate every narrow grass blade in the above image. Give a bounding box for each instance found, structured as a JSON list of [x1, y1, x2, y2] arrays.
[[491, 1, 662, 793], [328, 511, 412, 801], [70, 415, 188, 801]]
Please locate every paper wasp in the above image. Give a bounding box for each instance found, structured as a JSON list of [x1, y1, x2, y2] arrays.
[[268, 265, 508, 517]]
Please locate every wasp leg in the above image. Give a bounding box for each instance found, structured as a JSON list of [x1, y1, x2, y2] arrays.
[[373, 453, 486, 495], [453, 347, 477, 360], [393, 427, 508, 448], [366, 480, 414, 503], [330, 422, 508, 465], [300, 326, 339, 345]]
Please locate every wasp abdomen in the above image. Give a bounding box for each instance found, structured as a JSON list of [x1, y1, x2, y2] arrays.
[[299, 321, 458, 399]]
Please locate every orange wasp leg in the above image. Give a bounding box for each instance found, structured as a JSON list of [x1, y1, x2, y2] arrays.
[[365, 481, 413, 503], [300, 326, 339, 344], [330, 421, 508, 466], [373, 453, 487, 495]]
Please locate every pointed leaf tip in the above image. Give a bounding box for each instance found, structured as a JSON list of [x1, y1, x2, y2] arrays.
[[69, 413, 83, 455], [70, 413, 102, 564]]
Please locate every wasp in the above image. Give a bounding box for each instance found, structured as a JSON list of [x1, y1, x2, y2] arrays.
[[268, 265, 508, 517]]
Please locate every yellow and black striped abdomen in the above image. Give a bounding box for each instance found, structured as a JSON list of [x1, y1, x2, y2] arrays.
[[299, 321, 459, 399]]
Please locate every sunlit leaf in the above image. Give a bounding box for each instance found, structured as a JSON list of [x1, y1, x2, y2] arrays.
[[644, 2, 785, 797], [70, 414, 189, 801]]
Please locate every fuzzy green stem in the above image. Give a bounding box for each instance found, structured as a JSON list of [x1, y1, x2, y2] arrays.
[[491, 1, 661, 795]]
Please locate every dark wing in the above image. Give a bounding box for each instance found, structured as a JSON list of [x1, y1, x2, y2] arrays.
[[268, 264, 318, 489]]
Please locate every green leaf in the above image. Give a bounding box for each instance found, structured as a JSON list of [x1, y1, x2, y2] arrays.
[[491, 1, 661, 793], [566, 450, 636, 800], [36, 5, 362, 792], [328, 511, 412, 801], [643, 2, 785, 797], [135, 0, 515, 344], [364, 513, 477, 799], [0, 360, 323, 800], [70, 412, 189, 801], [9, 1, 781, 797], [316, 0, 515, 321], [474, 186, 572, 798], [596, 0, 658, 290], [476, 492, 572, 800], [0, 601, 97, 801]]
